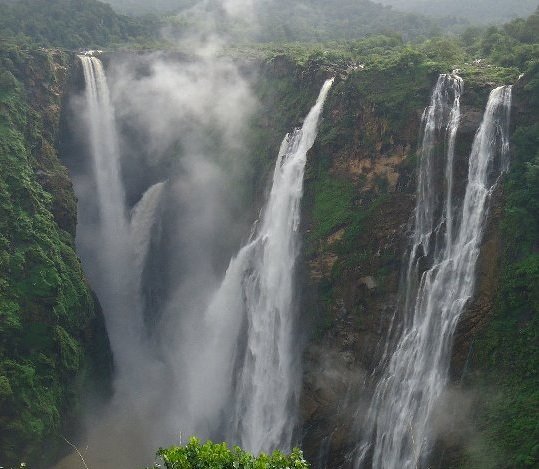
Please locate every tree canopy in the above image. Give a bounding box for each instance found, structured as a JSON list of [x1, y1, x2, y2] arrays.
[[0, 0, 159, 48], [155, 438, 310, 469]]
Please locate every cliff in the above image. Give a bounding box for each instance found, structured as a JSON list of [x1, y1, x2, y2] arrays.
[[274, 53, 537, 468], [0, 39, 536, 468], [0, 45, 111, 467]]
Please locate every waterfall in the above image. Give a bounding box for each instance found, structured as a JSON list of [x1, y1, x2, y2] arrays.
[[182, 78, 333, 454], [131, 181, 166, 288], [355, 78, 512, 468], [79, 55, 127, 241], [74, 57, 172, 467], [401, 74, 463, 328], [231, 78, 334, 453], [130, 181, 166, 333], [78, 54, 146, 381]]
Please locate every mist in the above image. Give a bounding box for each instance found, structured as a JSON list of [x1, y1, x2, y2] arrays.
[[61, 6, 264, 468], [375, 0, 538, 24]]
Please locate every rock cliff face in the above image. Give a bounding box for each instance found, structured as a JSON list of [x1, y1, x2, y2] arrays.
[[1, 48, 536, 468], [444, 74, 539, 469], [0, 48, 111, 467], [293, 62, 535, 468], [297, 64, 431, 466]]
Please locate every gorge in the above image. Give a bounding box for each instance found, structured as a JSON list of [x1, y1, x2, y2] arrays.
[[0, 5, 538, 468]]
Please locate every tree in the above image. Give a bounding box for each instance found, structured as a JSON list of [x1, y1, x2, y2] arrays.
[[154, 437, 310, 469]]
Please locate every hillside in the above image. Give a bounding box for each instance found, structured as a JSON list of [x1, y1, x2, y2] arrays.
[[0, 44, 112, 465], [0, 0, 158, 48], [377, 0, 539, 24], [166, 0, 458, 42], [102, 0, 196, 15]]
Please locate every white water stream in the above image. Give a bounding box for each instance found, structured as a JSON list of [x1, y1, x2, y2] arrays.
[[78, 55, 144, 374], [231, 78, 334, 453], [78, 55, 333, 461], [356, 78, 512, 468], [182, 78, 334, 454]]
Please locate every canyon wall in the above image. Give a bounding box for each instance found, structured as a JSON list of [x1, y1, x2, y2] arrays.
[[1, 47, 536, 468]]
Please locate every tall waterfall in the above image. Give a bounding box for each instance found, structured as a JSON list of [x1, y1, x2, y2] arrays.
[[79, 55, 127, 236], [78, 54, 157, 385], [232, 78, 334, 453], [356, 77, 512, 468], [182, 78, 333, 454], [78, 55, 139, 370]]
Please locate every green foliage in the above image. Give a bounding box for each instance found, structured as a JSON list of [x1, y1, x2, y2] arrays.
[[377, 0, 538, 25], [462, 75, 539, 467], [0, 46, 107, 467], [460, 8, 539, 72], [309, 175, 355, 243], [104, 0, 196, 16], [168, 0, 459, 44], [0, 0, 160, 49], [156, 437, 310, 469]]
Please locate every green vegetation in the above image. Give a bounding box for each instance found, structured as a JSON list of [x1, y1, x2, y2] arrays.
[[378, 0, 538, 25], [0, 0, 160, 49], [104, 0, 196, 16], [461, 9, 539, 71], [0, 3, 535, 468], [251, 0, 448, 43], [309, 175, 355, 243], [165, 0, 459, 44], [155, 437, 310, 469], [463, 105, 539, 467], [0, 45, 110, 466]]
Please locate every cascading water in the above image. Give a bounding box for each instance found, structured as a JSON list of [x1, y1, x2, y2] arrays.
[[355, 77, 512, 468], [232, 78, 334, 453], [79, 55, 126, 235], [73, 57, 170, 467], [75, 55, 333, 465], [181, 78, 334, 454], [131, 181, 166, 290], [402, 74, 463, 326], [78, 54, 145, 374]]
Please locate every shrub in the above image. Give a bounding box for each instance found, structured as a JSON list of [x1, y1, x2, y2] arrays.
[[155, 437, 310, 469]]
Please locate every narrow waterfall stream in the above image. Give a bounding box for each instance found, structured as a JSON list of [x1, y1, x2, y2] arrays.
[[130, 181, 166, 302], [356, 77, 512, 468]]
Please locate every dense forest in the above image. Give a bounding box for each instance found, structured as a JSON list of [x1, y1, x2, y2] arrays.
[[170, 0, 459, 42], [0, 0, 537, 468], [0, 0, 160, 48], [0, 0, 458, 45], [378, 0, 538, 24]]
